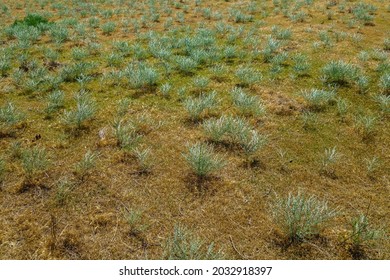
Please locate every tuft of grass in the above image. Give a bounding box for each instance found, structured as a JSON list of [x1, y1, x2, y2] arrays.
[[348, 214, 383, 259], [163, 225, 224, 260], [379, 73, 390, 95], [183, 91, 218, 121], [133, 148, 154, 174], [301, 88, 336, 110], [354, 115, 377, 140], [272, 192, 338, 243], [44, 90, 65, 117], [21, 146, 48, 184], [321, 146, 341, 176], [112, 119, 142, 151], [321, 61, 359, 86], [74, 150, 98, 181], [235, 66, 262, 87], [183, 142, 225, 179], [231, 87, 266, 117], [63, 91, 97, 130], [0, 102, 25, 133]]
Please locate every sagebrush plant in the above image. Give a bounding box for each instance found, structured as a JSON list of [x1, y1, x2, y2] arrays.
[[272, 192, 338, 242], [321, 146, 341, 175], [44, 90, 65, 117], [112, 119, 142, 151], [163, 225, 223, 260], [348, 214, 383, 258], [0, 102, 25, 132], [21, 146, 48, 183], [301, 88, 336, 110], [321, 60, 359, 85], [183, 142, 225, 179], [133, 147, 154, 173], [75, 150, 98, 180], [231, 87, 266, 117], [235, 66, 262, 87], [183, 91, 218, 121], [63, 91, 97, 130]]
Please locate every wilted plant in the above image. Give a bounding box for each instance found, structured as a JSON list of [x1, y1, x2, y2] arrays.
[[183, 142, 225, 179], [21, 146, 48, 184], [63, 91, 97, 130], [348, 214, 383, 259], [272, 192, 338, 243], [74, 150, 98, 181], [163, 225, 223, 260], [231, 87, 266, 117], [183, 91, 218, 121]]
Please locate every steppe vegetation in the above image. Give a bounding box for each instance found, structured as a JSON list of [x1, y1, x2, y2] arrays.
[[0, 0, 389, 259]]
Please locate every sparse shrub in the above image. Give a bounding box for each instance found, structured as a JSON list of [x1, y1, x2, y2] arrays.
[[163, 225, 223, 260], [322, 61, 359, 85], [183, 91, 218, 121], [63, 91, 96, 130], [74, 150, 98, 181], [301, 88, 336, 110], [348, 214, 383, 259], [235, 66, 262, 87], [272, 192, 338, 242], [21, 146, 48, 183], [183, 142, 225, 179], [231, 87, 265, 117]]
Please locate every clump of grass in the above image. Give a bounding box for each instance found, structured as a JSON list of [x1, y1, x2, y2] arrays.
[[202, 116, 231, 142], [44, 90, 65, 118], [0, 157, 5, 184], [183, 142, 225, 179], [364, 156, 380, 178], [21, 146, 48, 185], [123, 63, 159, 91], [112, 119, 142, 151], [235, 66, 262, 87], [0, 102, 25, 135], [159, 83, 172, 98], [374, 94, 390, 114], [231, 87, 266, 117], [183, 91, 218, 121], [0, 55, 11, 77], [336, 98, 349, 121], [63, 91, 97, 130], [301, 88, 336, 110], [163, 225, 223, 260], [133, 148, 154, 174], [272, 192, 338, 243], [348, 214, 383, 259], [292, 53, 310, 77], [321, 146, 341, 176], [101, 22, 116, 35], [301, 111, 318, 130], [354, 115, 377, 140], [175, 56, 198, 74], [238, 129, 268, 165], [379, 73, 390, 95], [74, 150, 98, 181], [55, 177, 73, 206], [126, 209, 148, 236], [321, 60, 359, 86]]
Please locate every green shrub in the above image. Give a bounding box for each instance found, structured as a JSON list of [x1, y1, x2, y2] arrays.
[[12, 13, 50, 29]]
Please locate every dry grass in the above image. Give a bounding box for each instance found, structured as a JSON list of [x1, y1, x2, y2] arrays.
[[0, 0, 389, 260]]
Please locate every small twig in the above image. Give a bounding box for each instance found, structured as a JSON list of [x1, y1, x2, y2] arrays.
[[229, 235, 248, 259]]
